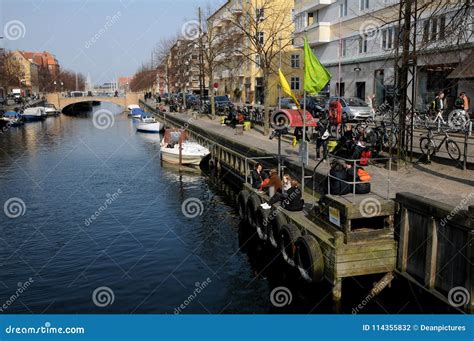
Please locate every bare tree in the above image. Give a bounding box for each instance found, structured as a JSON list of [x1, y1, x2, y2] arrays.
[[229, 0, 295, 135], [0, 51, 25, 88]]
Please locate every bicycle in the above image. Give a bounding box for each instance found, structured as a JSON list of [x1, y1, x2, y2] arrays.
[[419, 126, 461, 161]]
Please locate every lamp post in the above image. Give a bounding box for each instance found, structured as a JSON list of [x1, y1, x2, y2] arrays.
[[53, 81, 57, 93], [60, 81, 64, 93]]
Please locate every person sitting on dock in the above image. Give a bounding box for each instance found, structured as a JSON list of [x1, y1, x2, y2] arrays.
[[261, 168, 282, 196], [282, 180, 304, 211], [250, 163, 267, 190], [260, 174, 291, 209]]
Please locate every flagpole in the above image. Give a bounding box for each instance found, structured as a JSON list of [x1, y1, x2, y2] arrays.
[[278, 37, 282, 110], [302, 90, 306, 195]]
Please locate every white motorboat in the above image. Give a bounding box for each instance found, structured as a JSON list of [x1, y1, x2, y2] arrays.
[[22, 107, 47, 122], [127, 105, 141, 117], [1, 111, 24, 127], [45, 103, 60, 116], [160, 130, 210, 166], [136, 113, 163, 133]]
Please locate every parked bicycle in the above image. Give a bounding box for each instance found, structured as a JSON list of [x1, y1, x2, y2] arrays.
[[419, 126, 461, 161]]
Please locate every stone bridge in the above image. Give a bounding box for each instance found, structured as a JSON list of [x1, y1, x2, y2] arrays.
[[46, 92, 143, 110]]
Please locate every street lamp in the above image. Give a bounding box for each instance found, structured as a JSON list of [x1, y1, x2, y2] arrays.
[[60, 81, 64, 93], [53, 81, 57, 92]]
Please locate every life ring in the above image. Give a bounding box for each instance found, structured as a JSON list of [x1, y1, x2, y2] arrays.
[[295, 235, 324, 283], [237, 190, 250, 221], [255, 207, 270, 240], [279, 224, 301, 267], [269, 209, 287, 248], [246, 193, 261, 227]]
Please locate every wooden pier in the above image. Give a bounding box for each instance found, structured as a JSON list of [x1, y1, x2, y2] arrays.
[[141, 100, 473, 313]]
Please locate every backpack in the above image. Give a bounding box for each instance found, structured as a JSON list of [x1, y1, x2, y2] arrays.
[[360, 149, 372, 166], [357, 168, 372, 182]]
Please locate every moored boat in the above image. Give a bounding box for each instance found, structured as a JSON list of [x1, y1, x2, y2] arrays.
[[136, 113, 163, 133], [160, 129, 210, 166], [22, 107, 47, 122], [45, 103, 60, 116], [130, 108, 144, 119], [1, 111, 24, 127], [127, 105, 141, 117]]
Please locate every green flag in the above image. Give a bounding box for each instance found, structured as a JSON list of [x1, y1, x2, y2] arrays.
[[304, 37, 331, 95]]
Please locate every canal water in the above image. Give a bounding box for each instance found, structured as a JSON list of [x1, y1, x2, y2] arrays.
[[0, 103, 450, 314]]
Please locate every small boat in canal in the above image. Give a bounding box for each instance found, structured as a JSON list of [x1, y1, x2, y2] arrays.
[[1, 111, 24, 127], [22, 107, 47, 122], [130, 108, 144, 119], [160, 129, 210, 166], [127, 105, 141, 117], [44, 103, 60, 116], [136, 112, 163, 133]]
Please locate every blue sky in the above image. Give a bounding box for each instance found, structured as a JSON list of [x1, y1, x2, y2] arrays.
[[1, 0, 221, 85]]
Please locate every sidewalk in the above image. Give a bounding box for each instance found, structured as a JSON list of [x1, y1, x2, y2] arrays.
[[158, 108, 474, 207]]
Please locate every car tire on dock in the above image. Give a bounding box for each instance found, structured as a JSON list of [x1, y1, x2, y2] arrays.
[[279, 224, 301, 267], [269, 209, 287, 248], [295, 235, 324, 283], [255, 207, 270, 241], [237, 190, 250, 221], [246, 193, 262, 228]]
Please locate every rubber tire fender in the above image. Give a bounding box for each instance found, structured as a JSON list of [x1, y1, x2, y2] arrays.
[[246, 193, 261, 227], [279, 224, 301, 267], [269, 209, 288, 248], [296, 235, 325, 283], [237, 190, 250, 221], [255, 207, 270, 240]]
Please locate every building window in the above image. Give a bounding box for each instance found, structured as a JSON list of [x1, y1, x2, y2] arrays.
[[382, 27, 394, 50], [291, 54, 300, 68], [257, 32, 264, 45], [340, 39, 347, 57], [359, 35, 368, 54], [439, 15, 446, 40], [336, 82, 345, 97], [291, 77, 300, 91], [360, 0, 369, 10], [256, 8, 264, 21], [431, 18, 438, 41], [423, 20, 430, 43], [339, 0, 348, 17]]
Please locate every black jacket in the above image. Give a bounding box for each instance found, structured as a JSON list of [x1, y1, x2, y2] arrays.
[[282, 187, 304, 211], [250, 170, 267, 189]]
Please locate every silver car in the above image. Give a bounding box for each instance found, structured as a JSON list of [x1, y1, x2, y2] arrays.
[[326, 97, 374, 121]]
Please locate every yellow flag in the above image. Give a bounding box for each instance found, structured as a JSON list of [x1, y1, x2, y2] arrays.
[[279, 69, 300, 108]]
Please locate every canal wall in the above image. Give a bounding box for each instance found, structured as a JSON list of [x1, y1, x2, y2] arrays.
[[141, 100, 474, 313]]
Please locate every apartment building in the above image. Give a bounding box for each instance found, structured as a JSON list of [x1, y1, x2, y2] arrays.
[[23, 51, 60, 78], [9, 50, 39, 94], [293, 0, 474, 109], [166, 39, 204, 95], [209, 0, 304, 106]]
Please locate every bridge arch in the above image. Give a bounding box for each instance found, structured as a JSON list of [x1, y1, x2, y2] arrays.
[[45, 92, 143, 111]]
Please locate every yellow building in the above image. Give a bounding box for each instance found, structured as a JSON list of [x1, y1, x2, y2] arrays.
[[209, 0, 303, 107], [9, 50, 39, 94]]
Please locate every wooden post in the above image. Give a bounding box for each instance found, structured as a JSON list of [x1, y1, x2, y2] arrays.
[[424, 217, 438, 289], [398, 207, 410, 272]]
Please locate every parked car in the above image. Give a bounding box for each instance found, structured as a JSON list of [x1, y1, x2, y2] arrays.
[[279, 97, 298, 110], [303, 96, 328, 118], [214, 95, 233, 112], [325, 96, 374, 121]]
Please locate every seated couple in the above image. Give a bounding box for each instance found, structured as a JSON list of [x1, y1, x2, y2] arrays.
[[261, 172, 304, 212]]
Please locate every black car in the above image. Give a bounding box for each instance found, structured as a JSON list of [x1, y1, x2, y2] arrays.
[[304, 96, 328, 118], [214, 95, 233, 113]]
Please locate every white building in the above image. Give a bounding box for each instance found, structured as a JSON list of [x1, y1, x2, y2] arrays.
[[293, 0, 474, 110]]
